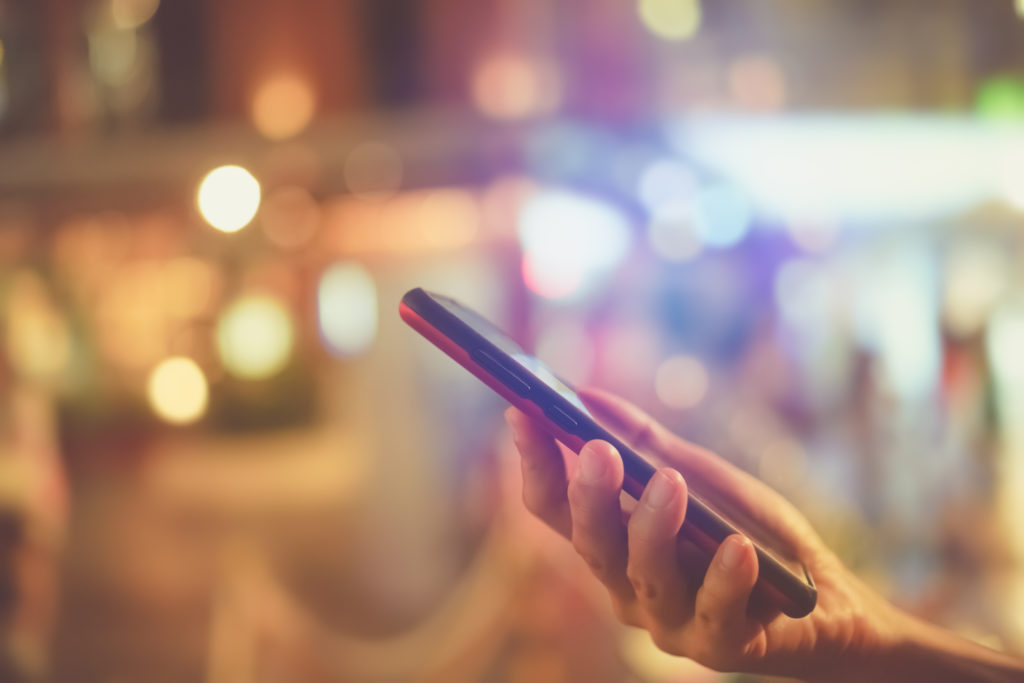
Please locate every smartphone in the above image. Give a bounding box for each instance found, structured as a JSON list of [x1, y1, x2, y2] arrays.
[[400, 287, 817, 618]]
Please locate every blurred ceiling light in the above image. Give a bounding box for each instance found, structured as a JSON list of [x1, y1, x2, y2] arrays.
[[318, 263, 378, 356], [197, 165, 261, 232], [692, 184, 752, 248], [344, 142, 403, 200], [638, 0, 701, 42], [944, 243, 1009, 337], [251, 72, 316, 140], [471, 53, 562, 120], [5, 271, 72, 382], [261, 185, 320, 249], [671, 117, 1009, 223], [728, 55, 786, 111], [110, 0, 160, 30], [647, 203, 702, 261], [654, 355, 709, 409], [147, 357, 208, 425], [518, 189, 632, 301], [215, 296, 294, 379], [636, 158, 696, 211]]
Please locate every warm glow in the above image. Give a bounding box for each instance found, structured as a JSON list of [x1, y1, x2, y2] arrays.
[[638, 0, 701, 41], [216, 296, 294, 379], [197, 165, 261, 232], [110, 0, 160, 29], [251, 72, 316, 140], [5, 271, 72, 382], [261, 185, 320, 248], [471, 53, 562, 120], [147, 357, 208, 425], [344, 142, 403, 199], [318, 263, 378, 356], [654, 355, 709, 409]]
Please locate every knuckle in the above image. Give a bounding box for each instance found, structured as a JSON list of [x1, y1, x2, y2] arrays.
[[631, 422, 661, 453], [625, 566, 659, 601]]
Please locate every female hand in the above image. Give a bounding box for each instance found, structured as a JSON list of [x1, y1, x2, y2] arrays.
[[505, 387, 1024, 681]]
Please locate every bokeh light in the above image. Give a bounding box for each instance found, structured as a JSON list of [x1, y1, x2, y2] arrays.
[[251, 72, 316, 140], [146, 356, 208, 425], [975, 76, 1024, 121], [471, 53, 562, 120], [261, 185, 320, 248], [637, 0, 701, 42], [518, 189, 632, 301], [215, 296, 294, 379], [344, 142, 404, 200], [654, 355, 709, 409], [318, 262, 378, 357], [197, 165, 261, 233], [636, 158, 696, 211], [5, 271, 72, 382], [110, 0, 160, 30], [692, 184, 753, 248]]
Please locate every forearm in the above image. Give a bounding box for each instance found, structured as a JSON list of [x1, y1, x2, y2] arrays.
[[818, 610, 1024, 683]]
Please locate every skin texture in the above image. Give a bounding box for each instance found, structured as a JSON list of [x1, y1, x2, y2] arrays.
[[505, 387, 1024, 682]]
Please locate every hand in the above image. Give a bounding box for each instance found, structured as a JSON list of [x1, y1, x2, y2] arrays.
[[505, 388, 1024, 681]]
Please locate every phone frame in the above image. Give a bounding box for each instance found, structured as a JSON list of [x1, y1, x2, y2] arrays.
[[400, 287, 817, 618]]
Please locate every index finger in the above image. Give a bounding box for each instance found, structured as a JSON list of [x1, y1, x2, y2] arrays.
[[506, 407, 573, 538]]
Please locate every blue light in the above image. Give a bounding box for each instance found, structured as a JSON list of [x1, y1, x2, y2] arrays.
[[693, 184, 752, 248]]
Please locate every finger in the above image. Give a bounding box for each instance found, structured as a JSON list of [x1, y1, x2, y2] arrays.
[[578, 387, 759, 499], [568, 440, 634, 603], [627, 468, 692, 627], [506, 407, 572, 538], [692, 535, 758, 648]]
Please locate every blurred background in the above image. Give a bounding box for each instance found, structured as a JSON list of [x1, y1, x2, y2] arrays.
[[3, 0, 1024, 681]]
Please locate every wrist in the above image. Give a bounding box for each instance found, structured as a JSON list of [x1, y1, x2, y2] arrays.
[[822, 605, 1024, 683]]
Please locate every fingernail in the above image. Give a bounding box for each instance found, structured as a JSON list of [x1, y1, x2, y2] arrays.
[[720, 536, 748, 570], [646, 471, 678, 508], [578, 445, 608, 482]]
